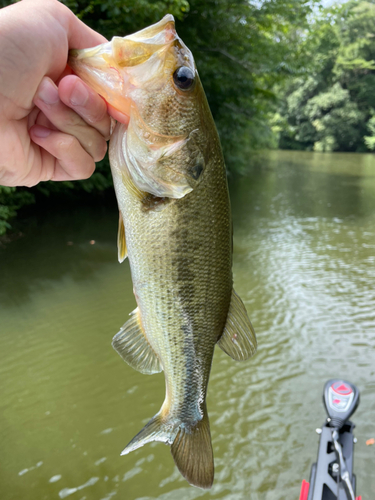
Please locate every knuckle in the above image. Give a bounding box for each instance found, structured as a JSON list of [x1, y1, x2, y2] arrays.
[[65, 113, 83, 129], [81, 159, 96, 179], [93, 139, 108, 162], [85, 134, 107, 162], [59, 134, 77, 152], [89, 106, 108, 125]]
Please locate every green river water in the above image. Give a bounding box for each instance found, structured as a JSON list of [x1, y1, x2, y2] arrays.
[[1, 150, 374, 500]]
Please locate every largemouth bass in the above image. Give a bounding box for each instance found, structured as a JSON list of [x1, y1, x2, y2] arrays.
[[69, 15, 256, 489]]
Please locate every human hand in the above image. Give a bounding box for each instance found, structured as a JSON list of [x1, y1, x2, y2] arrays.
[[0, 0, 123, 187]]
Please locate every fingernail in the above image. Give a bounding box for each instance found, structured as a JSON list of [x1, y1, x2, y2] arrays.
[[37, 78, 59, 105], [70, 80, 89, 107], [32, 125, 51, 138]]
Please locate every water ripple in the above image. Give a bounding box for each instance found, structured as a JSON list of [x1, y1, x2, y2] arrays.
[[2, 151, 375, 499]]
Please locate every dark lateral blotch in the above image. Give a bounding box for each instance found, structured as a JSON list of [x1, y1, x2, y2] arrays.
[[141, 193, 169, 211]]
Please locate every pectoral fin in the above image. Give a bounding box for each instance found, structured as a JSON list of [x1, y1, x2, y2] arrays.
[[112, 308, 162, 374], [117, 211, 127, 263], [121, 171, 145, 202], [217, 289, 257, 361]]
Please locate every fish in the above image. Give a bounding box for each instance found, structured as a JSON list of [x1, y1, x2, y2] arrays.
[[68, 15, 257, 489]]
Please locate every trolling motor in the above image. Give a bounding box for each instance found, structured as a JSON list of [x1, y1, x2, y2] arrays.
[[299, 380, 361, 500]]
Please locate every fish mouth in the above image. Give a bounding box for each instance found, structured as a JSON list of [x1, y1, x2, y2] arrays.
[[68, 15, 189, 118]]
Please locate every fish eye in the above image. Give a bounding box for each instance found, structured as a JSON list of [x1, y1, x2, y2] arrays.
[[173, 66, 195, 90]]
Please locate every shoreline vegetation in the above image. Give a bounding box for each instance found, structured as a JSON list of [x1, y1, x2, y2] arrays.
[[1, 0, 374, 235]]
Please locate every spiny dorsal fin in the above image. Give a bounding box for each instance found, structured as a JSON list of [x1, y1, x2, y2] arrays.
[[171, 406, 214, 489], [217, 289, 257, 361], [112, 308, 162, 374], [117, 211, 127, 263]]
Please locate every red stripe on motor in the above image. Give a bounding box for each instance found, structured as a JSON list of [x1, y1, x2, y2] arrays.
[[299, 480, 309, 500]]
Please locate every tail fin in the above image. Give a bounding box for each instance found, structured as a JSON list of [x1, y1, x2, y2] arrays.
[[171, 407, 214, 489], [120, 407, 214, 489]]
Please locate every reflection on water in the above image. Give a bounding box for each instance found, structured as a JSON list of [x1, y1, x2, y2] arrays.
[[1, 150, 375, 500]]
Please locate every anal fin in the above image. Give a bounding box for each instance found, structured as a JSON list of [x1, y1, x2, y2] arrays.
[[120, 412, 173, 456], [112, 308, 162, 374], [217, 289, 257, 361], [117, 211, 127, 263]]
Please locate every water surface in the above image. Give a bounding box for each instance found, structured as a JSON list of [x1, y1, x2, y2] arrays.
[[1, 150, 374, 499]]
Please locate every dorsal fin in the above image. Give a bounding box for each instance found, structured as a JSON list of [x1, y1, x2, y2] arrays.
[[117, 211, 127, 263], [217, 289, 257, 361], [112, 308, 162, 374]]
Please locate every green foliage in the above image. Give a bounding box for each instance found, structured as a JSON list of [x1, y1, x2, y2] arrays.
[[0, 187, 15, 236], [335, 1, 375, 76], [62, 0, 189, 38], [177, 0, 316, 163], [1, 0, 318, 233], [276, 0, 375, 153], [364, 110, 375, 150], [0, 186, 34, 236], [62, 0, 316, 164]]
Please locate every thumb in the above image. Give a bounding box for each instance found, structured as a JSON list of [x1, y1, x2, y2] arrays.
[[64, 5, 108, 49]]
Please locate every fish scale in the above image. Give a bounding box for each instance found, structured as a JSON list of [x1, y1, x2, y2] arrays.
[[69, 14, 257, 489], [120, 140, 232, 417]]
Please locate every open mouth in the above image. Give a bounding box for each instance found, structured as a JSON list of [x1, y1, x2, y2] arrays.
[[67, 15, 180, 119]]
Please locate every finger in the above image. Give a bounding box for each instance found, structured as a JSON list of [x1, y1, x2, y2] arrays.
[[33, 77, 107, 162], [29, 125, 96, 182], [107, 103, 130, 126], [56, 65, 74, 85], [27, 105, 42, 130], [58, 75, 111, 139], [35, 110, 56, 130]]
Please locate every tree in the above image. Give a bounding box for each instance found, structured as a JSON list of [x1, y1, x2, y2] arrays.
[[0, 0, 317, 233], [277, 0, 375, 153]]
